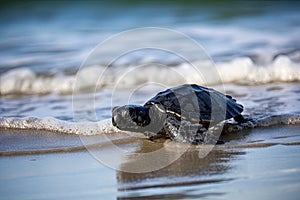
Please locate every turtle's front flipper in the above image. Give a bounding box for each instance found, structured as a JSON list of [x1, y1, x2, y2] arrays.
[[163, 117, 181, 141], [164, 117, 215, 145], [148, 129, 168, 141]]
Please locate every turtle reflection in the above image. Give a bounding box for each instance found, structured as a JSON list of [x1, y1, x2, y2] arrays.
[[117, 140, 245, 200]]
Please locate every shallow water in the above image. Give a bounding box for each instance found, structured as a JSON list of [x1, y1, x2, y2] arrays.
[[0, 126, 300, 200], [118, 145, 300, 200]]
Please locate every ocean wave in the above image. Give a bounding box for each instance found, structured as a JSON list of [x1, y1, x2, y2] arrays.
[[0, 113, 299, 136], [0, 56, 299, 96]]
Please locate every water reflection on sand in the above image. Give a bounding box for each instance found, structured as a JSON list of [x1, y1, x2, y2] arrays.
[[116, 125, 300, 200], [117, 139, 244, 199]]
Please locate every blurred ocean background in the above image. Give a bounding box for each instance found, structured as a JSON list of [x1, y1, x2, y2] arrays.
[[0, 0, 299, 120], [0, 1, 300, 200]]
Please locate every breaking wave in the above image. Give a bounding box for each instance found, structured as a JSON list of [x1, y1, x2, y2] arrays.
[[0, 56, 299, 95]]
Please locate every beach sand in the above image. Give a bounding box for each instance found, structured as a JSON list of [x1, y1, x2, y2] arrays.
[[1, 125, 300, 200]]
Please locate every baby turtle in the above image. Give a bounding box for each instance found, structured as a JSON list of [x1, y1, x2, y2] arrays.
[[112, 84, 245, 144]]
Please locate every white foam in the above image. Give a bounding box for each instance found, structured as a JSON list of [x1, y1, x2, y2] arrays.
[[0, 56, 299, 95], [217, 56, 300, 84], [0, 68, 75, 95], [0, 117, 120, 135], [256, 114, 300, 127], [222, 113, 300, 134]]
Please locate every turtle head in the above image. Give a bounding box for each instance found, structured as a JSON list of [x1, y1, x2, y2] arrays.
[[112, 105, 151, 131]]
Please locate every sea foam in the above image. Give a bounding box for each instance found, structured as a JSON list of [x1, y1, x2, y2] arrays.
[[0, 117, 120, 135], [0, 56, 299, 95]]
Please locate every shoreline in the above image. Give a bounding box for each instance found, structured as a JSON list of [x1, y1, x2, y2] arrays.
[[1, 125, 300, 199], [1, 124, 299, 156], [1, 127, 300, 199]]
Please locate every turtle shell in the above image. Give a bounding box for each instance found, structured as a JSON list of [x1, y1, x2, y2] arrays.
[[144, 84, 243, 123]]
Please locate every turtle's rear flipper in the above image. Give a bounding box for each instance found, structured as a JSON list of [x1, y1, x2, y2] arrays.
[[234, 115, 246, 123], [216, 140, 225, 145]]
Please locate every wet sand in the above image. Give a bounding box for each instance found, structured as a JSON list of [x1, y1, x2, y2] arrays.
[[0, 125, 300, 200]]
